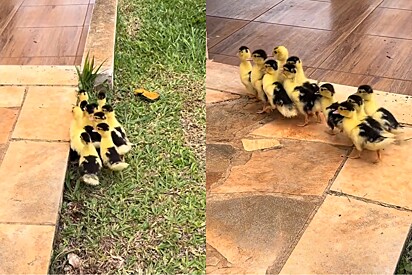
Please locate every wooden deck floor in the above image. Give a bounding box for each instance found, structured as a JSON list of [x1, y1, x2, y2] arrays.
[[207, 0, 412, 95]]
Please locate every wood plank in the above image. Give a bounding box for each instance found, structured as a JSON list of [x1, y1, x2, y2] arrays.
[[206, 0, 282, 20], [207, 16, 248, 48]]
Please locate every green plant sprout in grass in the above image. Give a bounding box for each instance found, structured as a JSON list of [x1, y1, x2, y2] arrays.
[[75, 52, 105, 92]]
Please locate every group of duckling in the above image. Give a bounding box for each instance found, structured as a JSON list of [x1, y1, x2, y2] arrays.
[[238, 45, 403, 163], [70, 90, 133, 185]]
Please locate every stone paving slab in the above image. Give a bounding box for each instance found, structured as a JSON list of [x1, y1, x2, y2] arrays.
[[0, 108, 18, 144], [207, 194, 319, 274], [0, 140, 69, 224], [279, 195, 412, 274], [0, 86, 25, 107], [211, 139, 347, 196], [241, 138, 282, 151], [206, 61, 246, 96], [249, 116, 353, 146], [331, 139, 412, 210], [0, 65, 77, 86], [0, 223, 55, 274], [12, 86, 76, 141], [206, 88, 240, 104]]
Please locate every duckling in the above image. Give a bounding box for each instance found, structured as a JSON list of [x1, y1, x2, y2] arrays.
[[355, 85, 402, 133], [262, 59, 280, 112], [83, 103, 98, 127], [79, 132, 102, 186], [97, 91, 106, 111], [273, 46, 289, 69], [282, 63, 299, 99], [286, 56, 307, 85], [77, 89, 88, 105], [272, 82, 298, 118], [237, 46, 256, 98], [101, 105, 133, 155], [319, 84, 343, 134], [70, 105, 87, 161], [290, 83, 322, 127], [250, 49, 268, 111], [336, 101, 396, 163], [95, 123, 129, 171]]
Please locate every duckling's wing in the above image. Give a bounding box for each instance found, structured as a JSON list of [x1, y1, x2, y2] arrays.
[[377, 107, 400, 129], [358, 122, 385, 143], [248, 71, 251, 83]]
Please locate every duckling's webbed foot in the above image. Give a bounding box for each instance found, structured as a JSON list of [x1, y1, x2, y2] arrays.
[[373, 150, 382, 163], [315, 111, 322, 123], [348, 149, 361, 159], [297, 114, 309, 127], [257, 105, 272, 114], [325, 129, 338, 136]]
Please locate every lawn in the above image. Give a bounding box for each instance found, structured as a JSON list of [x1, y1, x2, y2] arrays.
[[50, 0, 206, 273]]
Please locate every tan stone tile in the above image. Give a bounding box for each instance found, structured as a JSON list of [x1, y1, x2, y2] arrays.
[[207, 195, 318, 274], [22, 0, 90, 5], [211, 140, 346, 196], [0, 108, 19, 144], [0, 65, 77, 86], [0, 56, 76, 66], [12, 86, 76, 141], [279, 195, 412, 274], [206, 60, 245, 95], [241, 138, 282, 151], [331, 138, 412, 210], [206, 89, 240, 104], [0, 140, 68, 224], [0, 223, 55, 274], [0, 86, 25, 107], [250, 117, 353, 146]]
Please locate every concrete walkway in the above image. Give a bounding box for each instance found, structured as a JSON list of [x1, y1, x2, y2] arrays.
[[206, 60, 412, 274], [0, 66, 77, 273]]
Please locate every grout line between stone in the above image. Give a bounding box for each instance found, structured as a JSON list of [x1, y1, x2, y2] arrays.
[[0, 221, 55, 226], [11, 138, 70, 143], [328, 190, 412, 213]]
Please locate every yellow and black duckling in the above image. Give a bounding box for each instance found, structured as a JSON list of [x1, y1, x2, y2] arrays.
[[250, 49, 268, 111], [77, 89, 89, 105], [286, 56, 307, 85], [336, 101, 396, 163], [237, 46, 256, 98], [79, 132, 102, 186], [355, 85, 402, 133], [291, 83, 322, 126], [272, 82, 298, 118], [273, 46, 289, 70], [70, 104, 87, 161], [97, 91, 106, 111], [347, 94, 367, 120], [101, 105, 132, 155], [262, 59, 281, 112], [319, 84, 344, 135], [283, 63, 321, 126], [96, 122, 129, 171]]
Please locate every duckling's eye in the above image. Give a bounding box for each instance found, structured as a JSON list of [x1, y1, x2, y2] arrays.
[[274, 51, 277, 54]]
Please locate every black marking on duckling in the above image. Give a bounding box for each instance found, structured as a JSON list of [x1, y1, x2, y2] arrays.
[[252, 49, 267, 60], [248, 71, 251, 83], [265, 59, 278, 70], [106, 147, 122, 164], [358, 123, 386, 143], [347, 94, 363, 106], [80, 155, 101, 175], [115, 126, 126, 139], [85, 103, 98, 114], [97, 91, 106, 100], [69, 148, 80, 162], [79, 100, 88, 110], [273, 82, 293, 106], [295, 86, 317, 113], [93, 111, 106, 120], [111, 130, 127, 147], [326, 102, 343, 130], [358, 84, 373, 94], [283, 63, 297, 74], [102, 104, 114, 112], [286, 56, 300, 64], [84, 125, 101, 142], [239, 46, 249, 52], [320, 83, 335, 95], [376, 107, 400, 132]]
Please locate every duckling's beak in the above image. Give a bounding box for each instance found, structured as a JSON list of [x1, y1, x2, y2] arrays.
[[332, 110, 340, 114], [246, 58, 253, 61]]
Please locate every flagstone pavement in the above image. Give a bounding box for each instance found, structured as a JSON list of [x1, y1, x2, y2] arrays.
[[206, 60, 412, 274]]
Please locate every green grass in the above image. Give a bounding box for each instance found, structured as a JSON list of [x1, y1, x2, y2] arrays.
[[50, 0, 205, 273]]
